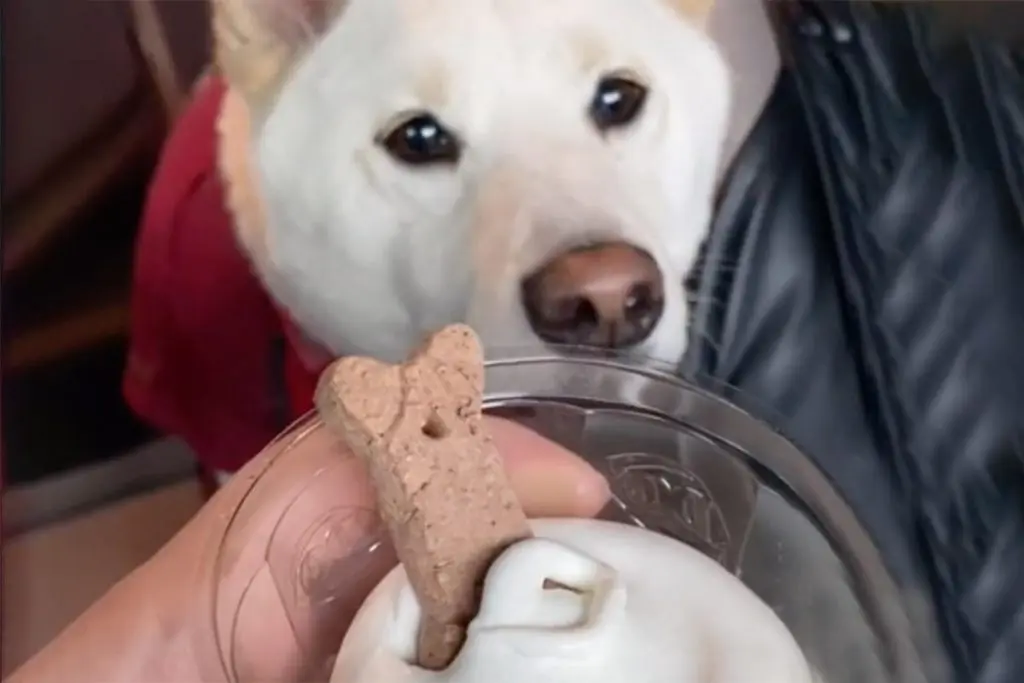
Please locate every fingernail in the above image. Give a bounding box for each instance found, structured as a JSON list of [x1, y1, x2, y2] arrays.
[[575, 470, 612, 511]]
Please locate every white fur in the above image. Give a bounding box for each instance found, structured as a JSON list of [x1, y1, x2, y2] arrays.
[[250, 0, 730, 365]]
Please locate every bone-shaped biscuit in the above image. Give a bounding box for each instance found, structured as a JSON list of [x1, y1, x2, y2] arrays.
[[315, 324, 532, 669]]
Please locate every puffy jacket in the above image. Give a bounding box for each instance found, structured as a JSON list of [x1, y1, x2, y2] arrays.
[[684, 2, 1024, 681]]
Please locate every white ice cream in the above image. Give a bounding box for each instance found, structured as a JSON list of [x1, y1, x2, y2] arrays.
[[331, 518, 814, 683]]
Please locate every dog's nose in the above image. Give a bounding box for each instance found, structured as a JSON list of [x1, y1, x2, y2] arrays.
[[520, 242, 665, 348]]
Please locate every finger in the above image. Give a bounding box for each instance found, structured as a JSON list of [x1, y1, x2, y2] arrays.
[[196, 418, 380, 683], [486, 417, 610, 518]]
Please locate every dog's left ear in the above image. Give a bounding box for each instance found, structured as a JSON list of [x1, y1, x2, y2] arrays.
[[212, 0, 347, 106], [663, 0, 717, 25]]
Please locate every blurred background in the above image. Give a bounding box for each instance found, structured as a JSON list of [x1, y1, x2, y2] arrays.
[[2, 0, 1023, 677], [2, 0, 211, 670], [4, 0, 209, 498]]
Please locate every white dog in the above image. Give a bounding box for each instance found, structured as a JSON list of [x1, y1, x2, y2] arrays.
[[216, 0, 730, 367]]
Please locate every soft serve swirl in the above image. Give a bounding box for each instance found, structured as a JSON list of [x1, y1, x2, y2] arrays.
[[332, 518, 815, 683]]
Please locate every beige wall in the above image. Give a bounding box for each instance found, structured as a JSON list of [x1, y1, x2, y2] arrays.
[[2, 482, 204, 675]]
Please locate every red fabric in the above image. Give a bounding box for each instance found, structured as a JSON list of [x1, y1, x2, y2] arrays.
[[124, 75, 325, 472], [280, 316, 327, 419]]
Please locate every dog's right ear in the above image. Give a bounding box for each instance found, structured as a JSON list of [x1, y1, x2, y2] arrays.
[[212, 0, 346, 106], [663, 0, 717, 26]]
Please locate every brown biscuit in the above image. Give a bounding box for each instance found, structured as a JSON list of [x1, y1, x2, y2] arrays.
[[315, 324, 532, 669]]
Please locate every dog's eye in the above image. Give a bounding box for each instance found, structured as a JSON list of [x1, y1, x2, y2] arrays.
[[378, 113, 461, 166], [589, 74, 648, 132]]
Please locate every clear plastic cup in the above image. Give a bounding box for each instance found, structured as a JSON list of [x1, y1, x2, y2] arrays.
[[208, 350, 950, 683]]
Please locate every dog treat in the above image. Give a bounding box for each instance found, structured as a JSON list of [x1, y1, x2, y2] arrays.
[[314, 324, 532, 669]]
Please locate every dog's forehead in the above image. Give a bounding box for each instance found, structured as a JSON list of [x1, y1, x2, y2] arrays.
[[363, 0, 714, 77], [362, 0, 714, 44], [215, 0, 715, 105], [390, 0, 715, 24]]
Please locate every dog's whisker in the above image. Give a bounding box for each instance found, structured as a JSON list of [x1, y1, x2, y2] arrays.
[[687, 326, 724, 353], [691, 257, 742, 273], [687, 294, 730, 310], [700, 262, 741, 273]]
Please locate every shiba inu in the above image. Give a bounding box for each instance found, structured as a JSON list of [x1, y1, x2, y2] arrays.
[[215, 0, 730, 367]]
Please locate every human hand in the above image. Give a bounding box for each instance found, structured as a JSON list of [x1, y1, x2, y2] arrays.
[[10, 416, 610, 683]]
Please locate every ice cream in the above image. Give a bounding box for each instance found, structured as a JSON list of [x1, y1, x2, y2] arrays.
[[331, 518, 816, 683]]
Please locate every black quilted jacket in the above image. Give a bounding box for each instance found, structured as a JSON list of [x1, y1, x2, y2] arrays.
[[683, 2, 1024, 681]]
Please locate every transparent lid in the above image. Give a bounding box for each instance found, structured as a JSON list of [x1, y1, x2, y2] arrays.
[[209, 350, 949, 683]]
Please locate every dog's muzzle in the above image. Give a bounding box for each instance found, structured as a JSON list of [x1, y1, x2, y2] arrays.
[[520, 241, 665, 349]]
